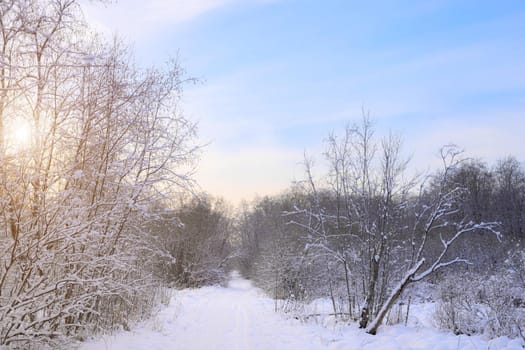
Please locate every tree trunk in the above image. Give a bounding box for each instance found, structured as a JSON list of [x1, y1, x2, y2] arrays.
[[360, 242, 383, 328], [366, 259, 424, 335], [343, 259, 352, 317]]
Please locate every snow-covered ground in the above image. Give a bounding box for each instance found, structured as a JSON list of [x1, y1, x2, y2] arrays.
[[80, 272, 524, 350]]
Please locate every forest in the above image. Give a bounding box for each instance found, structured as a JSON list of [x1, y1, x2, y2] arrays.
[[0, 0, 523, 349]]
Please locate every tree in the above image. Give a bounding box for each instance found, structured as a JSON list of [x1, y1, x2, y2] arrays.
[[366, 145, 499, 334], [288, 117, 500, 335], [0, 1, 198, 346], [149, 195, 235, 288], [290, 118, 416, 328], [493, 156, 525, 241], [239, 194, 313, 304]]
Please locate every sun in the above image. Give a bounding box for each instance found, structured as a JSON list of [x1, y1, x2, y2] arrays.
[[7, 119, 32, 150], [13, 125, 31, 145]]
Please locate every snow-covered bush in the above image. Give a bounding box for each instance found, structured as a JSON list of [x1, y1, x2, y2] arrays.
[[434, 271, 525, 339], [434, 275, 487, 335]]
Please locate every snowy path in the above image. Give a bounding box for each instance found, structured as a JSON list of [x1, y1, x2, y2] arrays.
[[81, 273, 333, 349], [81, 273, 524, 350]]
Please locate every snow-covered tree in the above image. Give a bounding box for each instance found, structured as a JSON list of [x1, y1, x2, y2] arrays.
[[0, 1, 198, 347]]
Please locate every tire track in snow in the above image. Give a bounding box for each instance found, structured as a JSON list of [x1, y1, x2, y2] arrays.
[[234, 302, 242, 350]]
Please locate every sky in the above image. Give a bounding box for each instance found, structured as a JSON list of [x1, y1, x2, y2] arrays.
[[81, 0, 525, 204]]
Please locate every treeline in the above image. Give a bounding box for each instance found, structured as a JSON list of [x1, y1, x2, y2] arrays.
[[237, 119, 524, 337]]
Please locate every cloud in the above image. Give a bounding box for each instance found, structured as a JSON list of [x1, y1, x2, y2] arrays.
[[80, 0, 273, 41], [82, 0, 223, 39]]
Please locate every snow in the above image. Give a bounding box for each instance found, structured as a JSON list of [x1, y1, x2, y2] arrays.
[[80, 272, 525, 350]]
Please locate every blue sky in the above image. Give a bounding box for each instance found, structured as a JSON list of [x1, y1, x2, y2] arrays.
[[82, 0, 525, 203]]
